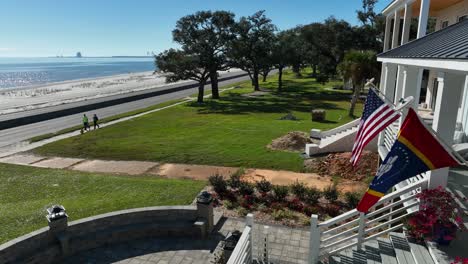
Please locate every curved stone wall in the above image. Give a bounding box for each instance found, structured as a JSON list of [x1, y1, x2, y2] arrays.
[[0, 205, 212, 264]]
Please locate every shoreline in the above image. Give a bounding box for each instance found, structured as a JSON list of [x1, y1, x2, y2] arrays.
[[0, 69, 242, 115], [0, 70, 157, 92]]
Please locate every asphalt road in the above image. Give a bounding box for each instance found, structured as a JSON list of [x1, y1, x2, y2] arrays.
[[0, 72, 251, 149]]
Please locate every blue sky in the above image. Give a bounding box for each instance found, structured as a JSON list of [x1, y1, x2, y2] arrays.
[[0, 0, 389, 57]]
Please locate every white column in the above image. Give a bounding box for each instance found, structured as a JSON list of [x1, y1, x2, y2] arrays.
[[394, 67, 406, 104], [378, 63, 398, 148], [462, 77, 468, 135], [400, 66, 423, 125], [417, 0, 431, 38], [392, 10, 402, 49], [382, 64, 398, 101], [428, 72, 466, 189], [401, 3, 413, 45], [384, 16, 393, 52]]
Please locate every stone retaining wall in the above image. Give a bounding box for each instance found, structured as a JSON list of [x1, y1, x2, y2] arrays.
[[0, 205, 213, 264]]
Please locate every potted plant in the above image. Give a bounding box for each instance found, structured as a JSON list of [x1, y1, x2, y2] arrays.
[[405, 187, 465, 245]]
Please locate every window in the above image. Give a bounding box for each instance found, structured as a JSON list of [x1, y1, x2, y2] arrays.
[[458, 15, 467, 22], [441, 21, 449, 29]]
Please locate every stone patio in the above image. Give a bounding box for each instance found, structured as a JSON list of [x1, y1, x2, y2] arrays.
[[59, 217, 311, 264]]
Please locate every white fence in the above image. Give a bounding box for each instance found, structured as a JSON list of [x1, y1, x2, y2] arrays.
[[227, 214, 254, 264], [308, 179, 428, 264]]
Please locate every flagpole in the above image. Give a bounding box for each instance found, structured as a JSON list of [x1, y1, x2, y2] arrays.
[[365, 81, 413, 113]]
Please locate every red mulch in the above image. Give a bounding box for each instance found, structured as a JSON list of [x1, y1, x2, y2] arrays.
[[313, 151, 379, 181]]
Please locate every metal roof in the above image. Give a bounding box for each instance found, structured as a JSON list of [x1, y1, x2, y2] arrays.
[[378, 19, 468, 60]]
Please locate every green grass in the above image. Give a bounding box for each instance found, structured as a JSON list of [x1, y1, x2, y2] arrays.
[[33, 69, 363, 171], [29, 98, 186, 143], [0, 163, 205, 244]]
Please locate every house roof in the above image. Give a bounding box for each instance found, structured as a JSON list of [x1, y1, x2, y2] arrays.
[[378, 19, 468, 60]]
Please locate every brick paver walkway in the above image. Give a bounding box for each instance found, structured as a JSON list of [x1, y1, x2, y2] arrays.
[[63, 237, 220, 264], [61, 217, 310, 264]]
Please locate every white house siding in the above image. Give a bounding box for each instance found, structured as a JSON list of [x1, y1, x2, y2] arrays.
[[435, 0, 468, 30]]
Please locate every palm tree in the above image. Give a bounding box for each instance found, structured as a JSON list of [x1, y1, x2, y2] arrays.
[[339, 50, 379, 117]]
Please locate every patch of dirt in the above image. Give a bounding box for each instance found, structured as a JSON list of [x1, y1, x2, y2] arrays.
[[268, 131, 312, 152], [241, 169, 365, 193], [305, 151, 379, 181], [279, 113, 299, 121], [242, 90, 270, 98]]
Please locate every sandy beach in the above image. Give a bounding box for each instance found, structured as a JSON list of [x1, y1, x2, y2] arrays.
[[0, 69, 242, 115]]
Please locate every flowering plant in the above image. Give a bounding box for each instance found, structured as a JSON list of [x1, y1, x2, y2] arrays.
[[451, 256, 468, 264], [406, 187, 465, 243]]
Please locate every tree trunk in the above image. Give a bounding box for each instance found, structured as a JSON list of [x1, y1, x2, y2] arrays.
[[262, 74, 267, 82], [253, 69, 260, 91], [210, 71, 219, 99], [293, 64, 301, 77], [278, 66, 283, 92], [349, 83, 359, 117], [312, 64, 317, 77], [197, 81, 205, 103]]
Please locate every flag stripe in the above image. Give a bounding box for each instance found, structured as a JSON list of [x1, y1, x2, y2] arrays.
[[352, 112, 400, 165], [351, 89, 400, 166], [367, 189, 385, 197], [352, 105, 388, 150], [398, 135, 435, 170], [352, 108, 396, 157]]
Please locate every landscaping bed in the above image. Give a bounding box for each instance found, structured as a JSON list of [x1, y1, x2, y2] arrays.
[[209, 170, 362, 227]]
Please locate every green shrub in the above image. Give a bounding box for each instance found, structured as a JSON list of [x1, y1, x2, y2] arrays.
[[290, 180, 307, 199], [239, 181, 255, 196], [305, 187, 322, 204], [209, 174, 227, 194], [323, 184, 339, 202], [223, 200, 239, 210], [345, 192, 361, 208], [236, 207, 249, 217], [228, 168, 244, 189], [272, 209, 297, 221], [256, 178, 272, 193], [272, 185, 289, 201]]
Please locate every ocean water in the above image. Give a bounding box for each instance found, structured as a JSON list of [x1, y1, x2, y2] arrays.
[[0, 57, 155, 89]]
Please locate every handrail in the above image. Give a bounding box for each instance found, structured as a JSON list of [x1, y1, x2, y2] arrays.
[[227, 225, 252, 264], [320, 118, 361, 138], [309, 179, 429, 262]]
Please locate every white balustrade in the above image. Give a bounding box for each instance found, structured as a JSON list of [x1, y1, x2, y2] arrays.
[[308, 179, 428, 263]]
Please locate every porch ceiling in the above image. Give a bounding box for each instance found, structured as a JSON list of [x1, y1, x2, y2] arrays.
[[386, 0, 465, 16]]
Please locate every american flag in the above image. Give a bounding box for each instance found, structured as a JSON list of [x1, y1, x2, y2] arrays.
[[350, 89, 400, 166]]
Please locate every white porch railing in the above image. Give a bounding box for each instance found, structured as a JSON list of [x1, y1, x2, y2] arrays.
[[308, 179, 428, 264], [227, 214, 254, 264], [319, 118, 361, 139]]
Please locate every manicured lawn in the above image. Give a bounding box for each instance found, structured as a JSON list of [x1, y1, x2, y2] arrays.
[[0, 163, 205, 244], [33, 69, 363, 171]]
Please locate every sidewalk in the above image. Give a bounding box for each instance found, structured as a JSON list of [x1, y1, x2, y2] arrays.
[[0, 154, 365, 192]]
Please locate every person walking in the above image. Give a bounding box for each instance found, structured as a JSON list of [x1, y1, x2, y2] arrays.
[[93, 114, 100, 130], [82, 114, 89, 131]]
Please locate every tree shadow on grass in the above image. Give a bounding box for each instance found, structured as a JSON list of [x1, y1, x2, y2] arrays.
[[188, 92, 344, 116]]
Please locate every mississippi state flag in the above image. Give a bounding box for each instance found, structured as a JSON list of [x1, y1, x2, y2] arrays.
[[351, 89, 400, 166], [357, 108, 459, 213]]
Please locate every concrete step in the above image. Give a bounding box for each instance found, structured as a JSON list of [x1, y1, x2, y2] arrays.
[[329, 233, 435, 264]]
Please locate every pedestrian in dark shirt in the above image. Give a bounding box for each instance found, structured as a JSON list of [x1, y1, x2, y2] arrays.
[[93, 114, 100, 130]]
